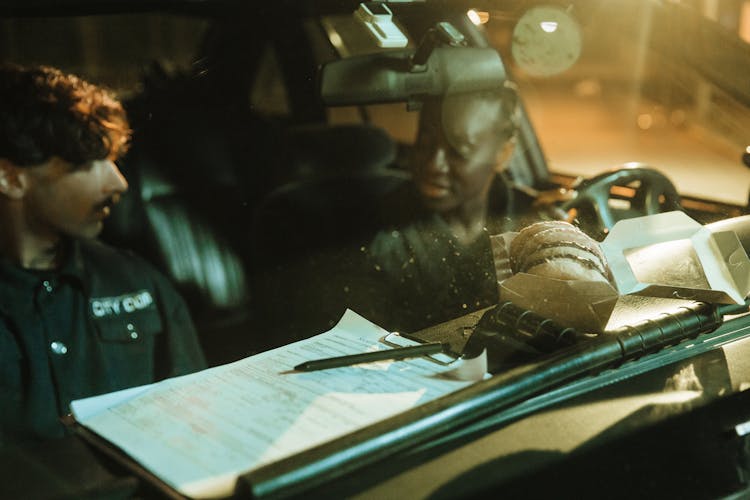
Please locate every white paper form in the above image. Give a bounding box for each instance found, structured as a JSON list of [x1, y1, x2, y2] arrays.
[[71, 310, 479, 499]]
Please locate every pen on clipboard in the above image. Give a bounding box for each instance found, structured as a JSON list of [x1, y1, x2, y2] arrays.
[[293, 342, 446, 372]]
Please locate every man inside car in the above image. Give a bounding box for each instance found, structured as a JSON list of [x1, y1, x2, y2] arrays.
[[0, 63, 206, 445]]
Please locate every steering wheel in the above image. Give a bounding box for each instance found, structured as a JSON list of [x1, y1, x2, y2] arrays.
[[559, 164, 682, 234]]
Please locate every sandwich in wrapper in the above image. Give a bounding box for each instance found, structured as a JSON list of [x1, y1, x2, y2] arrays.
[[508, 221, 612, 284], [492, 221, 618, 333], [491, 212, 750, 334]]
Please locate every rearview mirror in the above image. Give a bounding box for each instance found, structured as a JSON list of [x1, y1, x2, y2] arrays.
[[319, 47, 508, 106]]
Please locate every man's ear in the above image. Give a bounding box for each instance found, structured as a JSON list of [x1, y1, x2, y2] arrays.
[[0, 159, 28, 200], [494, 136, 517, 173]]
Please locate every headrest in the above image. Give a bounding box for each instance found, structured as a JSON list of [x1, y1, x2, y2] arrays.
[[284, 124, 397, 178]]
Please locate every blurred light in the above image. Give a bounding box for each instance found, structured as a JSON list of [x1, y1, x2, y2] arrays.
[[467, 9, 481, 25], [741, 1, 750, 43], [736, 419, 750, 437], [746, 145, 750, 154], [467, 10, 489, 25], [573, 78, 602, 97], [670, 109, 687, 127], [540, 21, 558, 33], [329, 32, 344, 50], [652, 109, 667, 128], [637, 113, 653, 130], [652, 390, 702, 405]]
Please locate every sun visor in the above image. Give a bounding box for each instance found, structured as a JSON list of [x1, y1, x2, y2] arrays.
[[319, 47, 507, 106]]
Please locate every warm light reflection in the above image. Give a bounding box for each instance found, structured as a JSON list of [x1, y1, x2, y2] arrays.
[[651, 390, 702, 405], [467, 9, 481, 25], [746, 145, 750, 154], [624, 239, 709, 289], [540, 21, 558, 32], [329, 32, 344, 50], [670, 109, 687, 126], [637, 113, 653, 130], [467, 10, 489, 25], [740, 1, 750, 43], [573, 78, 602, 97]]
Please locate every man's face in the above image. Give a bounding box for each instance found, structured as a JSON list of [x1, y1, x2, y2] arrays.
[[20, 157, 128, 240], [411, 94, 509, 213]]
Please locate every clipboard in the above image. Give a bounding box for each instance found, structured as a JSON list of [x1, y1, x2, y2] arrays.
[[67, 310, 484, 500], [70, 422, 188, 500]]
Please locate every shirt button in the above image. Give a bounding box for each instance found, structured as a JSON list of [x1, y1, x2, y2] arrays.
[[126, 323, 139, 340], [50, 341, 68, 355], [42, 280, 53, 293]]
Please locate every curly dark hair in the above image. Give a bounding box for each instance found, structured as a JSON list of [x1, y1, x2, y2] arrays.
[[0, 63, 131, 167]]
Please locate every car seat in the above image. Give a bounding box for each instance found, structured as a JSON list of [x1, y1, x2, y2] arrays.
[[253, 123, 406, 265], [101, 85, 292, 364], [251, 123, 407, 341], [103, 141, 259, 366]]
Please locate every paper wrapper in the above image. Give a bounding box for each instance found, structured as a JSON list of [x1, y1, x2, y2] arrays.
[[601, 211, 750, 305], [490, 233, 618, 333], [490, 211, 750, 333]]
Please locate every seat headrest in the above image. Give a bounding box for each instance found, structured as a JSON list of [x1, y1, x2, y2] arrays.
[[285, 124, 396, 178]]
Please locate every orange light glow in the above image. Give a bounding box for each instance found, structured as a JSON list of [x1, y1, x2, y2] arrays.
[[637, 113, 653, 130], [467, 10, 490, 25]]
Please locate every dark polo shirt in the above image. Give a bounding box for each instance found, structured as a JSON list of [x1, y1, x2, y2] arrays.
[[0, 238, 206, 445]]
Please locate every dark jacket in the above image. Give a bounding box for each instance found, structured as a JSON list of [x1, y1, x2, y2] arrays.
[[0, 238, 206, 445]]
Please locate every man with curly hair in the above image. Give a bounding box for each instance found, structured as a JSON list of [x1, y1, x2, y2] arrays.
[[0, 64, 206, 444]]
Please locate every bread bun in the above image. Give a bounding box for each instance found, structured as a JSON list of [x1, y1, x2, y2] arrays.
[[509, 221, 611, 283]]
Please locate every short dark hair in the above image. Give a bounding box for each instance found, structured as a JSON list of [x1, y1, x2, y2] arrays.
[[444, 83, 520, 141], [416, 83, 520, 160], [0, 63, 131, 167]]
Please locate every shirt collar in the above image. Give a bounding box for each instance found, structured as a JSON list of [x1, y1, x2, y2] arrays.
[[59, 239, 90, 293], [0, 239, 90, 308]]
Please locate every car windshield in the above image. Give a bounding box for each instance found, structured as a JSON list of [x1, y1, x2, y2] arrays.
[[2, 0, 748, 357], [504, 2, 750, 207], [321, 2, 750, 206], [4, 1, 750, 497]]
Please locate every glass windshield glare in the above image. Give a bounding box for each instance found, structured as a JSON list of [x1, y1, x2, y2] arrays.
[[1, 1, 749, 354], [5, 6, 750, 496]]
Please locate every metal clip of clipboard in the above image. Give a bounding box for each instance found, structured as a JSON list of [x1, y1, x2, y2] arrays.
[[380, 332, 460, 366]]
